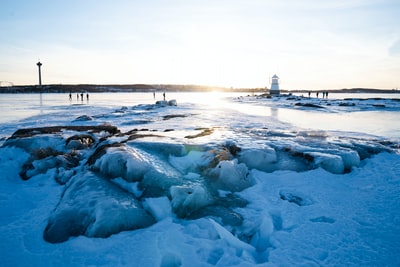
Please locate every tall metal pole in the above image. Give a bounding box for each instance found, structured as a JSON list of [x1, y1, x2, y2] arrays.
[[36, 61, 42, 87]]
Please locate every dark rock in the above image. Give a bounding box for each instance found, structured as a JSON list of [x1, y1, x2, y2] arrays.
[[66, 134, 95, 149], [74, 115, 93, 121], [185, 128, 214, 139], [339, 102, 355, 106], [163, 114, 188, 120], [294, 102, 324, 108], [9, 125, 119, 139]]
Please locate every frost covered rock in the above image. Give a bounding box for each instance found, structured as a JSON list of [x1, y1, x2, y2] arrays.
[[155, 100, 168, 106], [3, 135, 66, 154], [44, 172, 155, 243], [168, 99, 177, 106], [92, 145, 151, 182], [170, 184, 214, 218], [19, 150, 80, 181], [208, 159, 252, 192]]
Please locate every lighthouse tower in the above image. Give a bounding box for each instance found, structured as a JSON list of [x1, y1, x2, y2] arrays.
[[270, 74, 280, 95], [36, 61, 42, 87]]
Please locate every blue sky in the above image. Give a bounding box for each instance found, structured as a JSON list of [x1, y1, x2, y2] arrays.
[[1, 0, 399, 90]]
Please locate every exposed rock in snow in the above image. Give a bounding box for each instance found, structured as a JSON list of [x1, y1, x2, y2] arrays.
[[295, 102, 325, 108], [66, 134, 96, 149], [20, 151, 80, 180], [8, 125, 119, 139]]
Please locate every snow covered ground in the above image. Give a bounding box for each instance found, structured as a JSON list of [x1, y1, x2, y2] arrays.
[[0, 92, 399, 266]]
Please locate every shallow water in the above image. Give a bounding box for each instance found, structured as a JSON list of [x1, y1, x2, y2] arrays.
[[0, 92, 399, 139]]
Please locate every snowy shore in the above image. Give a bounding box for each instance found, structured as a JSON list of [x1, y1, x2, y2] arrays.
[[0, 94, 399, 266]]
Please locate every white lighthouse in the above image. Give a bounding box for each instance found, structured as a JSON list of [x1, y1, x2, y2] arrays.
[[270, 74, 280, 95]]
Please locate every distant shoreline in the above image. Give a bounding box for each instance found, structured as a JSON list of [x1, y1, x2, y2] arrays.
[[0, 84, 398, 94]]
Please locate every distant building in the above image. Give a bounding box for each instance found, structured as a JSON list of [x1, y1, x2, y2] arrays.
[[270, 74, 280, 95]]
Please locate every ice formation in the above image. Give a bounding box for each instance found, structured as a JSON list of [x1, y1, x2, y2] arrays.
[[1, 94, 399, 266], [2, 119, 395, 247], [43, 172, 155, 243]]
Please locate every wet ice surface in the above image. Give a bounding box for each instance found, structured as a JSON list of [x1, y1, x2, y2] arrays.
[[232, 94, 400, 138], [0, 93, 399, 266]]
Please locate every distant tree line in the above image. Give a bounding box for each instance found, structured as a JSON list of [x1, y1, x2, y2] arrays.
[[0, 84, 267, 93]]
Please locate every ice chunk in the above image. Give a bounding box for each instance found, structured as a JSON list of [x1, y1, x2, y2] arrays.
[[307, 152, 345, 174], [143, 196, 172, 221], [318, 148, 361, 173], [337, 150, 360, 172], [43, 172, 155, 243], [250, 214, 274, 252], [239, 148, 277, 171], [111, 177, 143, 198], [209, 219, 256, 253]]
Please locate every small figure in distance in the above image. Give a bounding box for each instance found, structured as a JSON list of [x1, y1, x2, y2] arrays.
[[69, 92, 72, 101], [86, 93, 89, 102], [80, 93, 84, 102], [308, 91, 311, 98], [163, 92, 166, 101]]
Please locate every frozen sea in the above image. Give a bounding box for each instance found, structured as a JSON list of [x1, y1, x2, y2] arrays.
[[0, 92, 399, 266]]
